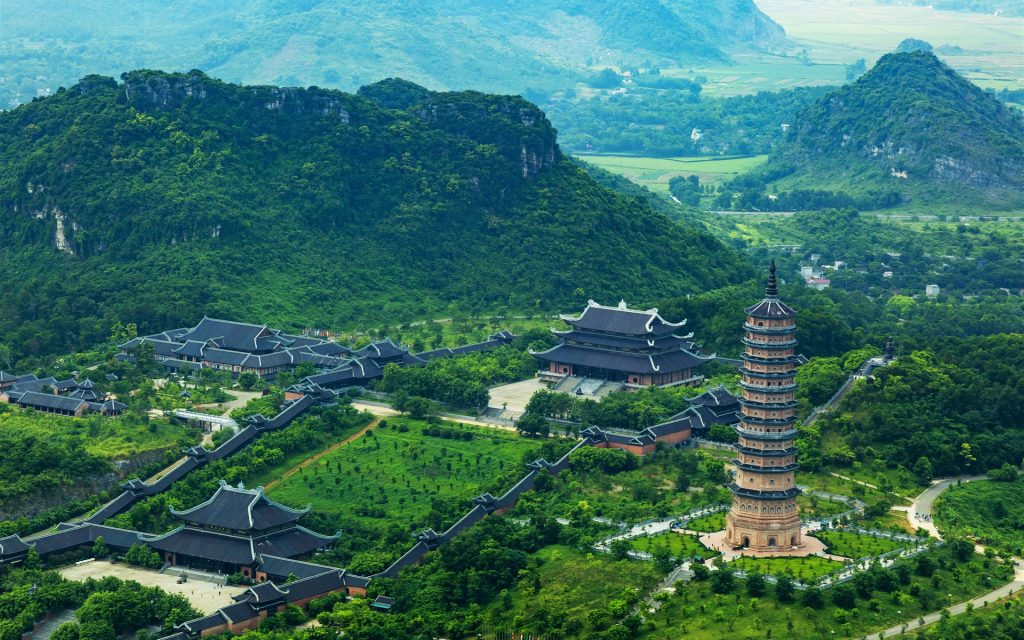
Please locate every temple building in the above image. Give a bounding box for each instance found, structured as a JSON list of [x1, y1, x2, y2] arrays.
[[119, 317, 352, 379], [1, 374, 127, 417], [142, 481, 339, 579], [532, 300, 713, 389], [726, 261, 803, 551]]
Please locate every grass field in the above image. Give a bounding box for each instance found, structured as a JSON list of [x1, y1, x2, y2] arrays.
[[815, 529, 911, 559], [629, 532, 717, 561], [685, 511, 726, 533], [729, 555, 847, 581], [935, 477, 1024, 553], [265, 417, 552, 527], [573, 153, 768, 194]]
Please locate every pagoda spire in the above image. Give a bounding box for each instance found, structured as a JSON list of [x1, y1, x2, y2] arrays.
[[765, 259, 778, 297]]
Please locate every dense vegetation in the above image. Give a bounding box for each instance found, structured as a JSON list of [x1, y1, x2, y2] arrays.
[[551, 86, 830, 156], [717, 52, 1024, 209], [0, 70, 749, 365], [735, 209, 1024, 298], [811, 336, 1024, 477], [0, 0, 788, 107], [0, 566, 198, 640], [935, 477, 1024, 554], [378, 338, 551, 409]]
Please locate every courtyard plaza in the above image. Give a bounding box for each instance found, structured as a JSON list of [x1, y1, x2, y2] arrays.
[[59, 559, 246, 614]]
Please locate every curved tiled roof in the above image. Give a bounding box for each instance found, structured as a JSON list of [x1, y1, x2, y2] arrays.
[[169, 482, 310, 531], [560, 300, 685, 335]]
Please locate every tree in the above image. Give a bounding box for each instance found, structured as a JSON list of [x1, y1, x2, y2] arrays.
[[746, 571, 766, 597], [402, 396, 433, 420], [686, 563, 709, 582], [989, 463, 1019, 481], [610, 539, 632, 560], [653, 547, 675, 573], [802, 586, 824, 608], [913, 456, 934, 483], [515, 412, 550, 438], [775, 575, 795, 602], [591, 68, 622, 89], [949, 537, 974, 562], [237, 372, 259, 390], [832, 583, 858, 610], [91, 535, 108, 558], [51, 624, 81, 640], [710, 568, 734, 594]]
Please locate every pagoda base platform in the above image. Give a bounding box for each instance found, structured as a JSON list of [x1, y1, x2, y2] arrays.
[[699, 527, 828, 559]]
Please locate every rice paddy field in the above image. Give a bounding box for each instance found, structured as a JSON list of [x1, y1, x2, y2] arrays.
[[573, 154, 768, 193], [759, 0, 1023, 92], [651, 0, 1023, 97]]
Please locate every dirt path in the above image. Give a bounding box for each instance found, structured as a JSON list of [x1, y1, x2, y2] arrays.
[[263, 417, 381, 491]]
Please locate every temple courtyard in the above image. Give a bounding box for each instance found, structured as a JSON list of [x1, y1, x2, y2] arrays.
[[699, 528, 833, 560], [59, 560, 246, 614]]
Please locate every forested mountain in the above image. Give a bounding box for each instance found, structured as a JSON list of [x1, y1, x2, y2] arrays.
[[719, 52, 1024, 210], [1, 0, 788, 108], [0, 71, 750, 363]]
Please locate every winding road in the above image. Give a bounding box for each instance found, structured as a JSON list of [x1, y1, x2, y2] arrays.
[[870, 475, 1023, 638]]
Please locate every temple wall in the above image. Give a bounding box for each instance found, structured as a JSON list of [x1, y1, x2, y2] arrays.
[[656, 429, 691, 446]]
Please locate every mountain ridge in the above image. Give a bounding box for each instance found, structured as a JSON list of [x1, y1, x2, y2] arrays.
[[1, 0, 789, 106], [0, 70, 750, 362], [725, 52, 1024, 210]]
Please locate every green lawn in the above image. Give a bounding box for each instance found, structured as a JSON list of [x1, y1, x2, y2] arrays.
[[629, 532, 717, 561], [685, 511, 726, 533], [728, 555, 847, 581], [797, 493, 852, 519], [640, 545, 1014, 640], [265, 417, 555, 527], [574, 153, 768, 194], [935, 477, 1024, 553], [814, 529, 911, 560]]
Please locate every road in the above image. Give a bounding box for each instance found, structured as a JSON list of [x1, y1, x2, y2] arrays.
[[870, 475, 1022, 638], [871, 556, 1024, 638], [907, 475, 986, 538]]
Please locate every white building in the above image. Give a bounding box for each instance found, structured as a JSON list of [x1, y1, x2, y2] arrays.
[[926, 284, 940, 297]]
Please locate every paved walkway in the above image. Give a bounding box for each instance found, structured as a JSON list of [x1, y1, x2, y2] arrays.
[[907, 475, 986, 538], [870, 474, 1022, 638], [870, 557, 1024, 638], [60, 560, 245, 614]]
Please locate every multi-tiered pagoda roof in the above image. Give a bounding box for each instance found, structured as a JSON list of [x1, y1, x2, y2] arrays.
[[533, 300, 713, 387]]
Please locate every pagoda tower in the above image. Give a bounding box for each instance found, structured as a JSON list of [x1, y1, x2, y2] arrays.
[[726, 260, 803, 551]]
